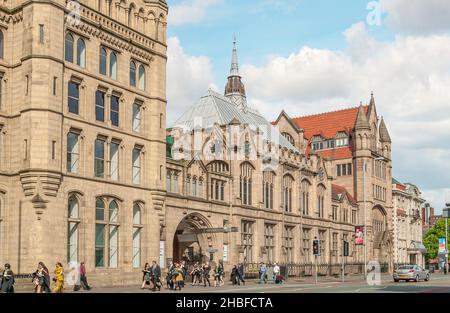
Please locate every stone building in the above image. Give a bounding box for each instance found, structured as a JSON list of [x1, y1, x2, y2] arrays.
[[392, 179, 426, 266], [0, 0, 168, 285]]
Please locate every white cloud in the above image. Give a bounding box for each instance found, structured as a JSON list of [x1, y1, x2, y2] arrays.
[[380, 0, 450, 34], [167, 37, 215, 125], [422, 189, 450, 214], [238, 22, 450, 210], [168, 0, 223, 26]]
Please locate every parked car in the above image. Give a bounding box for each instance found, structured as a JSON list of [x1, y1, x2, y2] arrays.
[[393, 265, 430, 282]]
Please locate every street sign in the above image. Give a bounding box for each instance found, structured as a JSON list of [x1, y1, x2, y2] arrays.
[[443, 208, 450, 218], [189, 227, 239, 234]]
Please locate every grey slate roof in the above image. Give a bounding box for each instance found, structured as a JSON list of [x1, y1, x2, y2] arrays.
[[172, 89, 298, 152]]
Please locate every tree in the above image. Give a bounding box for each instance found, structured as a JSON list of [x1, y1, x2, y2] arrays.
[[423, 219, 449, 261]]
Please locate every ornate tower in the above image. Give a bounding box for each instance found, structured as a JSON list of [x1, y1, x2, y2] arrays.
[[224, 37, 247, 110]]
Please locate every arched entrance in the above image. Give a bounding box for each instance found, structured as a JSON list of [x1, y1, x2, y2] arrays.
[[172, 213, 216, 265], [371, 205, 394, 272]]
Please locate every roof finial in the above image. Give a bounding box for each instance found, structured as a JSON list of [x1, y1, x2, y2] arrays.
[[230, 34, 239, 76]]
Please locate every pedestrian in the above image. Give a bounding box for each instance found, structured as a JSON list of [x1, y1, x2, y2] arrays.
[[173, 263, 184, 291], [231, 265, 238, 285], [33, 262, 51, 293], [0, 263, 15, 293], [141, 263, 151, 290], [52, 262, 65, 293], [273, 263, 280, 284], [259, 262, 267, 284], [151, 260, 162, 291], [180, 260, 187, 288], [79, 261, 92, 291], [202, 262, 211, 287], [166, 261, 174, 290], [218, 260, 225, 286], [191, 262, 200, 286], [237, 263, 245, 285]]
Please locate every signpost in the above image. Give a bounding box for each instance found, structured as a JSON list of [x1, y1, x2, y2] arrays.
[[313, 238, 320, 284], [443, 205, 450, 275], [342, 240, 349, 283]]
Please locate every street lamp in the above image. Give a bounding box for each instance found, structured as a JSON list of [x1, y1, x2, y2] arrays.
[[363, 156, 385, 279], [443, 204, 450, 275]]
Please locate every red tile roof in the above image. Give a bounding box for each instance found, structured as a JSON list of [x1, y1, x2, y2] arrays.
[[332, 184, 357, 206], [313, 147, 353, 159], [293, 106, 369, 140]]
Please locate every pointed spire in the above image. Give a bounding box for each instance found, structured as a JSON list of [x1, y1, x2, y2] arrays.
[[355, 104, 370, 130], [379, 117, 392, 143], [367, 91, 376, 117], [230, 34, 239, 76]]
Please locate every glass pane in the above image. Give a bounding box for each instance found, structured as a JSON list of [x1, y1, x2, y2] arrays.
[[65, 33, 74, 63], [109, 225, 118, 268], [132, 227, 140, 268], [76, 38, 86, 67], [110, 52, 117, 79], [133, 203, 141, 224], [68, 196, 79, 218], [67, 133, 79, 173], [68, 222, 78, 263], [95, 224, 105, 267], [130, 61, 136, 86], [109, 201, 119, 223], [68, 82, 79, 114], [110, 96, 119, 126], [95, 139, 104, 177], [110, 143, 119, 181], [132, 104, 141, 132], [95, 198, 105, 221], [99, 47, 107, 75], [95, 90, 105, 122], [138, 65, 145, 90]]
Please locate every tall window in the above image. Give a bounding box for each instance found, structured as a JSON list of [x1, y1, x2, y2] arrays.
[[138, 65, 145, 90], [132, 148, 141, 184], [241, 221, 253, 263], [110, 95, 119, 126], [132, 203, 142, 268], [264, 224, 274, 263], [76, 38, 86, 68], [301, 180, 311, 215], [263, 171, 274, 209], [68, 81, 79, 114], [68, 195, 80, 263], [332, 233, 338, 257], [130, 61, 136, 87], [95, 198, 120, 268], [94, 139, 105, 178], [198, 178, 203, 197], [240, 163, 253, 206], [65, 33, 74, 63], [67, 132, 80, 173], [317, 185, 325, 218], [109, 142, 119, 181], [166, 172, 172, 192], [210, 178, 224, 201], [0, 31, 3, 59], [132, 103, 141, 132], [99, 47, 107, 75], [109, 52, 117, 80], [283, 175, 294, 212], [302, 228, 311, 263], [192, 176, 197, 196], [173, 175, 178, 193], [284, 226, 294, 263], [318, 230, 326, 262], [95, 90, 105, 122]]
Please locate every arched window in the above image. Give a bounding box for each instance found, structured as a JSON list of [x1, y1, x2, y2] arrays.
[[198, 177, 203, 197], [109, 200, 119, 223], [263, 171, 275, 209], [95, 198, 106, 267], [138, 64, 145, 90], [132, 202, 142, 268], [65, 33, 74, 63], [0, 30, 4, 59], [192, 176, 197, 196], [128, 5, 134, 27], [76, 38, 86, 68], [108, 0, 112, 16], [240, 163, 253, 206], [301, 180, 311, 215], [317, 185, 325, 218], [95, 198, 120, 268], [186, 176, 190, 195], [68, 195, 80, 263], [99, 47, 107, 75], [283, 175, 294, 212], [109, 52, 117, 80], [130, 61, 136, 87]]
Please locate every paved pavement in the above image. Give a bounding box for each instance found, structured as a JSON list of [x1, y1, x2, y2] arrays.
[[56, 273, 450, 293]]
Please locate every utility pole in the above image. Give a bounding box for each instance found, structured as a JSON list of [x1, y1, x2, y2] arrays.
[[363, 159, 367, 280], [444, 205, 450, 275]]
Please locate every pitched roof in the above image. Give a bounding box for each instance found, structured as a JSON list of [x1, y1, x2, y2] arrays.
[[379, 118, 392, 143], [332, 184, 357, 206], [292, 106, 369, 140], [171, 89, 298, 152]]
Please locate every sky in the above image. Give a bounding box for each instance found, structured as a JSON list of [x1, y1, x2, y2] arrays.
[[165, 0, 450, 213]]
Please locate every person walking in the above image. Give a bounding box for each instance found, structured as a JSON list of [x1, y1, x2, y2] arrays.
[[141, 263, 151, 290], [202, 262, 211, 287], [0, 263, 15, 293], [231, 265, 238, 285], [79, 262, 92, 291], [273, 263, 280, 284], [173, 263, 184, 291], [237, 263, 246, 285], [52, 262, 65, 293], [190, 262, 200, 286], [180, 261, 187, 288], [33, 262, 51, 293], [259, 262, 267, 284], [166, 261, 175, 290], [151, 261, 162, 291]]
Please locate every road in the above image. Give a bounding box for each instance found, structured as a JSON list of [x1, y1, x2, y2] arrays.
[[59, 273, 450, 293]]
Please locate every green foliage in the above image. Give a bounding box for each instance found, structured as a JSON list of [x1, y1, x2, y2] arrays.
[[423, 219, 449, 260]]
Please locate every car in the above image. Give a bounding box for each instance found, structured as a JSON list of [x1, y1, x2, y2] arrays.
[[393, 265, 430, 282]]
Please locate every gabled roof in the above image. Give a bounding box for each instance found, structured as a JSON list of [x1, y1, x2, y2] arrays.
[[172, 89, 298, 152], [292, 106, 369, 140], [332, 184, 357, 206]]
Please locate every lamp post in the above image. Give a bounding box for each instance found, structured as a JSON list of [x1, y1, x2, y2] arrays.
[[444, 204, 450, 275], [363, 156, 385, 279]]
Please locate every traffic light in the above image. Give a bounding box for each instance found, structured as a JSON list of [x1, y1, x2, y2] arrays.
[[313, 240, 320, 256], [343, 240, 349, 257]]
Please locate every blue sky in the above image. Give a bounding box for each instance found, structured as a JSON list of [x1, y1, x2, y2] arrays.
[[166, 0, 450, 212]]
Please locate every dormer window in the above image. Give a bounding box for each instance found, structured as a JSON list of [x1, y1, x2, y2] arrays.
[[335, 132, 349, 147], [282, 132, 295, 146]]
